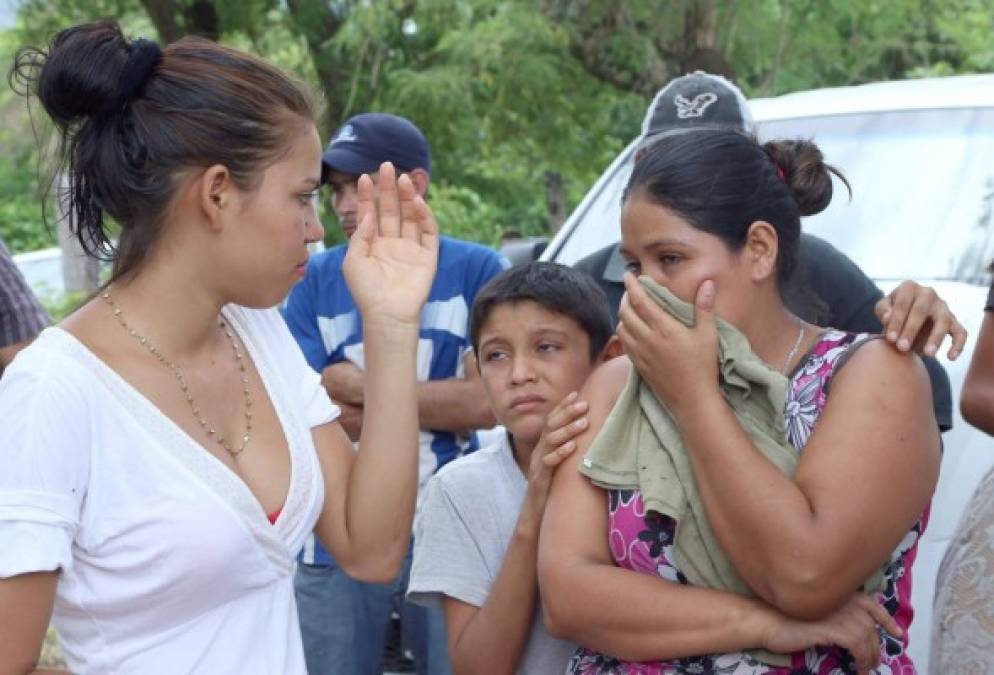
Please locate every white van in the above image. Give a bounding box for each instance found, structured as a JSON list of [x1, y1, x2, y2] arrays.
[[541, 73, 994, 668]]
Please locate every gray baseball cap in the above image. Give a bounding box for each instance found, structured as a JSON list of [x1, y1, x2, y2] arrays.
[[641, 71, 753, 137]]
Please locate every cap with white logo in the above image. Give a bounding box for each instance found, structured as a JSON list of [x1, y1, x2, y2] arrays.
[[321, 112, 432, 183], [641, 71, 753, 138]]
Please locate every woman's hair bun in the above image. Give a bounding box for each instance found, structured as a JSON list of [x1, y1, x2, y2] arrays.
[[763, 138, 849, 217], [12, 21, 131, 128]]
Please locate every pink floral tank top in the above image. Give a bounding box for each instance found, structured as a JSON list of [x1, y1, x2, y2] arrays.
[[569, 330, 928, 675]]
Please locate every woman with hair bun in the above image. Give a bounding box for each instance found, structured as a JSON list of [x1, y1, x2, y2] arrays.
[[539, 128, 939, 674], [0, 21, 437, 674]]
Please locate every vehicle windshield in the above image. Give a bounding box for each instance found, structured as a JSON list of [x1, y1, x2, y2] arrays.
[[551, 107, 994, 284], [760, 108, 994, 283]]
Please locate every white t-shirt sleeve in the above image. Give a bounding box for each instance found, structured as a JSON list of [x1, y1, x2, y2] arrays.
[[0, 349, 89, 578], [299, 362, 338, 428], [254, 307, 340, 429], [407, 475, 493, 609]]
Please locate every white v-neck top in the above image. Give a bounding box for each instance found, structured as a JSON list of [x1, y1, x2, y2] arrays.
[[0, 305, 339, 674]]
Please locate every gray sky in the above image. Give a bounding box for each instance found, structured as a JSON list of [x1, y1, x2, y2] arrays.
[[0, 0, 17, 29]]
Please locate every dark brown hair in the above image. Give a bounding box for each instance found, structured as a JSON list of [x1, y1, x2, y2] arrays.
[[11, 21, 318, 283], [625, 127, 849, 290], [469, 261, 614, 362]]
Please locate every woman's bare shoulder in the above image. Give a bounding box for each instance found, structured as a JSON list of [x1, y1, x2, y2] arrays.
[[831, 336, 932, 399], [58, 294, 110, 345], [581, 354, 632, 414]]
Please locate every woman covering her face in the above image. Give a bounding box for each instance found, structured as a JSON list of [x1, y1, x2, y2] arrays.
[[538, 127, 940, 675]]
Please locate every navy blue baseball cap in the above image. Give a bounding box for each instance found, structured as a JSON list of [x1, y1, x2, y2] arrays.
[[321, 112, 432, 183]]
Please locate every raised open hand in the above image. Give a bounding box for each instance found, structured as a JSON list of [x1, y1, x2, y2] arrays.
[[342, 162, 439, 327]]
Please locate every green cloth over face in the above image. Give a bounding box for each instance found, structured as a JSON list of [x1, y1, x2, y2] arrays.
[[579, 277, 884, 667]]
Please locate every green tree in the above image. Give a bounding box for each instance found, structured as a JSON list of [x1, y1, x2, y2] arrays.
[[2, 0, 993, 256]]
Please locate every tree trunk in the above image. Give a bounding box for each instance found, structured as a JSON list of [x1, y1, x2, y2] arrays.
[[183, 1, 221, 41], [681, 0, 735, 79], [286, 0, 352, 132], [688, 0, 718, 49], [139, 0, 220, 43], [58, 220, 99, 294], [57, 175, 99, 294], [760, 0, 792, 95], [139, 0, 181, 43]]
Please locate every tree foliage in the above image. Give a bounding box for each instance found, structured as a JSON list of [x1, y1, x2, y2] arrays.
[[1, 0, 992, 254]]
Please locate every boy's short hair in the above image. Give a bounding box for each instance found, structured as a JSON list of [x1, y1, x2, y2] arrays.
[[469, 262, 614, 361]]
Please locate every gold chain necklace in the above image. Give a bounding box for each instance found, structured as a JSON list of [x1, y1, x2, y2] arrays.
[[101, 289, 253, 457], [780, 318, 806, 375]]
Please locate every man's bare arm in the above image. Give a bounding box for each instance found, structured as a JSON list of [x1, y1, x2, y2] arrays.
[[324, 355, 496, 434], [337, 402, 364, 442], [417, 376, 496, 432]]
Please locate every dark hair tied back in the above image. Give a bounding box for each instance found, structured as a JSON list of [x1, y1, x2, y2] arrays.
[[10, 21, 316, 282], [115, 39, 161, 111], [762, 139, 849, 217], [625, 128, 850, 293], [15, 22, 134, 128]]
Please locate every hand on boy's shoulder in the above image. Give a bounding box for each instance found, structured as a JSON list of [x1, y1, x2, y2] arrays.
[[522, 392, 591, 512], [525, 355, 629, 511], [533, 392, 589, 467]]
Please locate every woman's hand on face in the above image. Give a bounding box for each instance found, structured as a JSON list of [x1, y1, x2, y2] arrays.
[[342, 162, 439, 327], [617, 274, 720, 412], [761, 592, 900, 675], [875, 280, 967, 360]]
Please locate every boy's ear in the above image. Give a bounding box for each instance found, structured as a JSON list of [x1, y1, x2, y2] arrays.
[[598, 335, 625, 362]]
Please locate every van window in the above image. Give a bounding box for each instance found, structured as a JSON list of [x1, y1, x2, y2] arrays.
[[759, 108, 994, 283], [552, 108, 994, 283], [551, 148, 632, 266]]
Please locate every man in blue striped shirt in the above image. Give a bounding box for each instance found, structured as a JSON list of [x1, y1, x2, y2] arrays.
[[283, 112, 508, 675]]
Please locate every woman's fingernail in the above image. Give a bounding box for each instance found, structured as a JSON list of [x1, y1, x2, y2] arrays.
[[887, 331, 898, 342], [898, 338, 911, 351]]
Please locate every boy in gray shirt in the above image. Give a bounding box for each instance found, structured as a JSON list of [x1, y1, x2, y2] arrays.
[[408, 263, 620, 674]]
